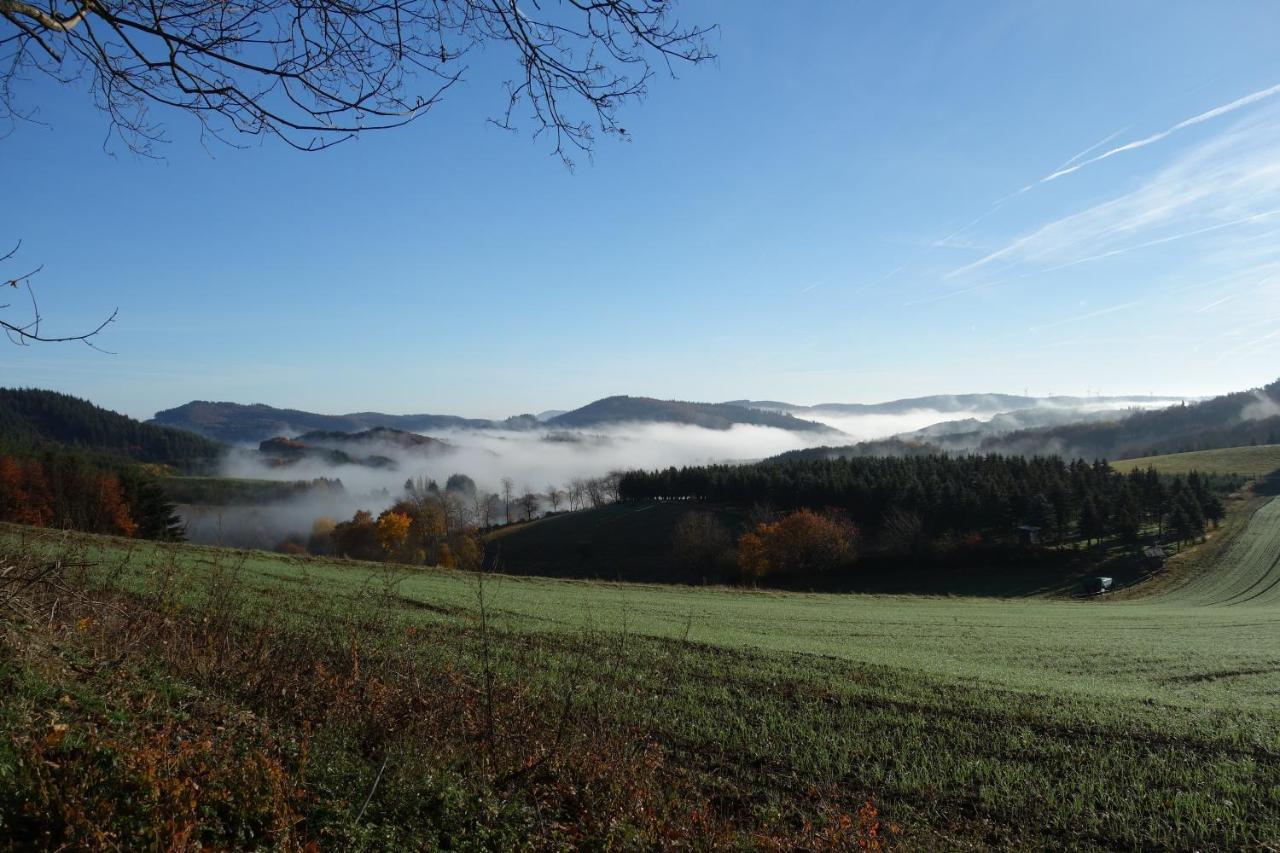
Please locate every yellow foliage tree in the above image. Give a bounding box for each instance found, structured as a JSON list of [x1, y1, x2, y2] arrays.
[[376, 510, 412, 560]]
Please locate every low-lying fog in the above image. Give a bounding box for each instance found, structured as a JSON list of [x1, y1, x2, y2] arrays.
[[179, 398, 1179, 550]]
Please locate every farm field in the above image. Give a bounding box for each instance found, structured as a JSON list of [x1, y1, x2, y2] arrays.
[[4, 498, 1280, 848], [1115, 443, 1280, 477]]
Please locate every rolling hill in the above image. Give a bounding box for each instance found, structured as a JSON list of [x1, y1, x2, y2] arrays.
[[150, 400, 499, 444], [153, 395, 843, 443], [7, 495, 1280, 849], [726, 392, 1183, 416], [545, 396, 840, 432]]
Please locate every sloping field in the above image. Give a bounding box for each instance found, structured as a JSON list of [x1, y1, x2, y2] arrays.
[[5, 501, 1280, 848], [1115, 443, 1280, 477], [14, 505, 1280, 711], [1149, 496, 1280, 607]]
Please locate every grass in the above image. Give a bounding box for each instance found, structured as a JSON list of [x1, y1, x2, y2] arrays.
[[5, 495, 1280, 849], [1115, 443, 1280, 477]]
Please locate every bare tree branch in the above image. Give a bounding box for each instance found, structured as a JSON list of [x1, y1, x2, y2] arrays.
[[1, 241, 117, 349], [0, 0, 715, 162]]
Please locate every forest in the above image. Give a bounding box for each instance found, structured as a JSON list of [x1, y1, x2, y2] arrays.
[[619, 455, 1233, 554], [0, 450, 183, 539], [0, 388, 223, 469]]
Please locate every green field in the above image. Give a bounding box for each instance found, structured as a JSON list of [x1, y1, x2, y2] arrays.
[[1116, 443, 1280, 477], [5, 499, 1280, 848]]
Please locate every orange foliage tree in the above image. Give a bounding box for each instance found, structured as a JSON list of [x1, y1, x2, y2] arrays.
[[736, 509, 857, 579], [0, 455, 53, 527], [93, 473, 139, 537]]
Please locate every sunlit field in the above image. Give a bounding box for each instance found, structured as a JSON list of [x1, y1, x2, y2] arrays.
[[5, 496, 1280, 849]]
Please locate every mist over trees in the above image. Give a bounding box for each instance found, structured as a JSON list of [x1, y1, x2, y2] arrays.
[[980, 380, 1280, 460]]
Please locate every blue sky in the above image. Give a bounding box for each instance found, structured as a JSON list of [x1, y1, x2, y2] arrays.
[[3, 1, 1280, 420]]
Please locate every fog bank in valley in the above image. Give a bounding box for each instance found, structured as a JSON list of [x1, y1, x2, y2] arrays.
[[180, 398, 1183, 550]]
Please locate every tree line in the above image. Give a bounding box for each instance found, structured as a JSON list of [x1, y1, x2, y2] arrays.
[[0, 450, 184, 539], [298, 471, 629, 564], [620, 455, 1233, 554]]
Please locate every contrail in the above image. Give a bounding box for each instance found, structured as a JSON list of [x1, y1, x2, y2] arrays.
[[1051, 126, 1129, 173], [1039, 207, 1280, 273], [1038, 81, 1280, 184]]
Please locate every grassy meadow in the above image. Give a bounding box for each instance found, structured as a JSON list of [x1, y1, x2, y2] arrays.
[[5, 492, 1280, 849], [1115, 443, 1280, 477]]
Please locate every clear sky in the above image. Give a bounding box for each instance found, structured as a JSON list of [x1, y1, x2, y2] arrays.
[[3, 1, 1280, 420]]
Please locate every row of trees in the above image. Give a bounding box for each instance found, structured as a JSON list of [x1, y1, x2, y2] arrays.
[[624, 455, 1233, 556], [297, 469, 630, 566], [496, 473, 624, 522], [0, 451, 183, 539]]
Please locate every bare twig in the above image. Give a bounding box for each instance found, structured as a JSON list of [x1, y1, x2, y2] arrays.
[[1, 0, 714, 163]]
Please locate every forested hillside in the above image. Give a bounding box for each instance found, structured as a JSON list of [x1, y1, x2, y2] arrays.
[[0, 388, 223, 468], [0, 390, 203, 540], [981, 379, 1280, 459]]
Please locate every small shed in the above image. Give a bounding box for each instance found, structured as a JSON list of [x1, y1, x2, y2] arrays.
[[1142, 545, 1167, 571], [1084, 576, 1114, 595], [1015, 524, 1041, 546]]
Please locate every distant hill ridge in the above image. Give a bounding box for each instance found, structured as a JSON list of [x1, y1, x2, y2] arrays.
[[152, 395, 843, 442], [725, 392, 1185, 416], [981, 379, 1280, 459], [547, 396, 839, 432], [152, 401, 501, 444], [773, 379, 1280, 463]]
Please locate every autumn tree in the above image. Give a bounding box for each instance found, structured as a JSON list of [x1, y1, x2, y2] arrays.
[[737, 509, 857, 580], [91, 472, 138, 537], [376, 509, 413, 560], [547, 484, 564, 512]]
